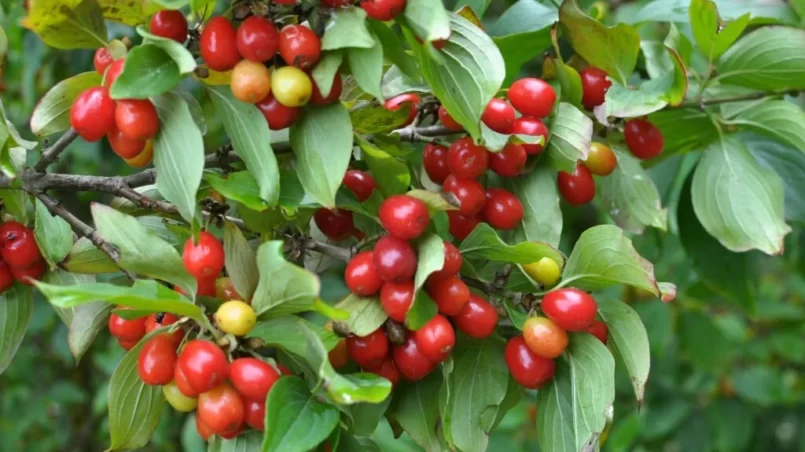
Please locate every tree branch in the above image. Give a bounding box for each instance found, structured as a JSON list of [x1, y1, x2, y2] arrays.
[[678, 89, 798, 109], [302, 238, 353, 262], [396, 124, 454, 145], [34, 129, 79, 172]]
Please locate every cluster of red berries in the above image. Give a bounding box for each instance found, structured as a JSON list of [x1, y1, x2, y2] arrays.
[[0, 221, 46, 291], [314, 170, 378, 241], [505, 288, 608, 389]]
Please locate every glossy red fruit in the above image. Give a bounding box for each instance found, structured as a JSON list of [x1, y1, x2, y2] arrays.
[[508, 78, 556, 118], [380, 281, 414, 322], [489, 143, 527, 177], [580, 67, 611, 111], [447, 137, 489, 180], [150, 10, 188, 43], [108, 126, 146, 159], [414, 314, 455, 363], [183, 232, 225, 280], [505, 336, 555, 389], [384, 93, 420, 127], [108, 307, 147, 341], [174, 365, 200, 397], [588, 319, 608, 344], [343, 170, 378, 202], [119, 338, 138, 351], [346, 328, 389, 369], [278, 25, 321, 69], [371, 357, 401, 387], [10, 259, 45, 285], [145, 313, 183, 348], [230, 357, 281, 401], [438, 105, 462, 132], [393, 334, 435, 381], [542, 288, 598, 331], [345, 251, 383, 296], [512, 117, 549, 155], [257, 93, 301, 130], [422, 144, 450, 184], [310, 71, 343, 105], [624, 119, 664, 160], [236, 16, 279, 62], [428, 241, 461, 282], [427, 276, 470, 316], [360, 0, 406, 21], [197, 276, 217, 297], [522, 316, 568, 359], [443, 175, 485, 216], [378, 195, 430, 240], [483, 188, 523, 230], [200, 17, 240, 71], [103, 59, 125, 87], [244, 398, 266, 430], [453, 294, 498, 338], [220, 424, 245, 440], [138, 334, 178, 385], [557, 164, 596, 205], [482, 98, 516, 134], [0, 221, 41, 268], [314, 208, 354, 241], [94, 48, 114, 76], [115, 99, 159, 141], [70, 87, 116, 142], [584, 142, 617, 176], [447, 211, 482, 241], [0, 261, 14, 293], [196, 414, 215, 441], [198, 384, 245, 434], [177, 340, 230, 394], [277, 364, 293, 376], [373, 236, 417, 283]]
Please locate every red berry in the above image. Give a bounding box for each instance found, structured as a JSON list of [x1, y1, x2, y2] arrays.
[[314, 208, 354, 241], [329, 338, 349, 368], [584, 142, 617, 176], [483, 188, 523, 230], [145, 313, 183, 348], [447, 211, 482, 241], [244, 398, 266, 430], [115, 99, 159, 141], [378, 195, 430, 240], [522, 316, 568, 359], [558, 164, 596, 205], [236, 16, 279, 62], [428, 241, 461, 282], [580, 67, 611, 111], [200, 17, 240, 72], [453, 294, 498, 338], [426, 276, 469, 316], [624, 119, 664, 160], [345, 251, 383, 296], [0, 221, 41, 268], [107, 126, 146, 159], [94, 48, 114, 76], [346, 328, 389, 369], [257, 92, 301, 130], [150, 10, 188, 43], [174, 365, 200, 397], [197, 276, 217, 297], [508, 78, 556, 118], [438, 105, 462, 132], [370, 357, 401, 387], [138, 334, 178, 385], [383, 93, 420, 127], [108, 306, 147, 341], [182, 232, 225, 280], [360, 0, 406, 21], [176, 340, 230, 394], [118, 338, 139, 351], [541, 288, 598, 331], [310, 71, 343, 105], [489, 143, 527, 177], [230, 357, 280, 401], [392, 334, 435, 381], [482, 98, 516, 134], [373, 236, 417, 283], [0, 261, 13, 293], [70, 87, 116, 142], [512, 117, 549, 155], [103, 59, 125, 87], [504, 336, 555, 389], [588, 319, 608, 344], [443, 175, 485, 216], [343, 170, 377, 202], [447, 137, 489, 180], [422, 144, 450, 184], [10, 259, 45, 285], [278, 25, 321, 69], [277, 364, 293, 376], [413, 314, 455, 363], [380, 281, 414, 322], [198, 384, 245, 435]]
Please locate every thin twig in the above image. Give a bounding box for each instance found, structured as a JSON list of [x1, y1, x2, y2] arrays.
[[34, 129, 79, 172], [303, 238, 353, 262], [678, 89, 797, 109]]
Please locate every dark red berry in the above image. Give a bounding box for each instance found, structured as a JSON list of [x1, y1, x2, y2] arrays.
[[588, 319, 608, 344], [310, 71, 343, 105], [482, 188, 523, 230], [104, 59, 125, 87], [278, 25, 321, 69], [580, 67, 611, 111], [70, 87, 116, 142], [481, 98, 515, 134], [144, 313, 184, 348], [244, 398, 266, 431], [380, 281, 414, 323], [108, 126, 146, 159], [200, 17, 240, 72], [343, 170, 377, 202], [138, 334, 178, 385], [183, 232, 225, 280], [370, 357, 401, 387], [541, 288, 598, 331], [447, 137, 488, 180], [94, 48, 114, 76], [360, 0, 406, 21], [176, 340, 230, 394], [150, 10, 188, 43], [422, 144, 451, 184], [0, 261, 13, 293], [392, 334, 435, 381], [428, 241, 462, 282], [0, 222, 41, 268], [427, 276, 469, 316], [443, 175, 485, 216], [11, 259, 45, 285], [558, 164, 596, 205], [511, 117, 549, 155], [230, 357, 280, 400], [373, 236, 417, 283], [236, 16, 279, 62], [505, 336, 555, 389], [257, 93, 301, 130], [115, 99, 159, 141], [438, 105, 462, 132], [413, 314, 455, 363], [384, 93, 420, 127], [346, 328, 389, 369], [378, 195, 430, 240], [507, 78, 556, 118], [447, 211, 482, 241], [345, 251, 383, 296], [624, 119, 664, 160], [489, 143, 527, 177], [108, 306, 147, 341], [314, 208, 354, 241], [453, 294, 498, 338]]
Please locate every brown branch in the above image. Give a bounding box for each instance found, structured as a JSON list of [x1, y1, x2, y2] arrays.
[[302, 238, 353, 262], [34, 129, 79, 172]]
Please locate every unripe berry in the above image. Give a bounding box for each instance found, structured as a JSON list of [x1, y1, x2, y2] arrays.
[[271, 66, 312, 107], [231, 60, 272, 104], [215, 300, 257, 336], [522, 316, 568, 359]]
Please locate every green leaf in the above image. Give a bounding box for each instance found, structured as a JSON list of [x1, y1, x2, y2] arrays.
[[680, 312, 734, 372], [136, 26, 196, 74], [692, 136, 791, 255], [34, 198, 73, 267], [347, 33, 384, 102], [403, 0, 451, 42], [0, 285, 33, 374], [29, 71, 101, 136], [248, 316, 339, 358], [631, 0, 796, 25], [748, 137, 805, 224], [380, 65, 431, 99], [355, 136, 410, 196], [333, 293, 387, 337], [405, 189, 459, 214], [343, 399, 392, 436], [489, 1, 555, 86], [204, 171, 270, 212], [290, 104, 353, 208], [207, 86, 280, 206], [690, 0, 750, 61], [598, 148, 668, 233], [251, 241, 320, 316], [717, 27, 805, 90], [263, 377, 340, 452], [405, 233, 444, 330], [350, 104, 413, 134], [648, 108, 719, 154], [110, 45, 180, 99], [151, 91, 204, 223], [209, 431, 264, 452], [25, 0, 107, 49], [406, 13, 504, 141], [459, 223, 565, 266], [311, 51, 343, 99], [98, 0, 149, 26], [92, 203, 196, 295], [322, 7, 375, 50], [367, 20, 419, 81], [224, 222, 258, 301], [537, 335, 615, 452], [725, 100, 805, 152], [389, 374, 443, 452], [510, 167, 562, 247], [597, 298, 650, 403], [62, 237, 119, 274], [597, 80, 669, 121], [559, 0, 640, 85], [561, 224, 660, 295], [108, 330, 164, 450], [554, 59, 583, 109], [545, 103, 592, 172]]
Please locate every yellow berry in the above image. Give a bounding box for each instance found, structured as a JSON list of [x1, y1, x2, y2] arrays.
[[162, 381, 198, 412], [215, 300, 257, 336], [522, 257, 561, 287], [124, 140, 153, 168], [271, 66, 312, 107]]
